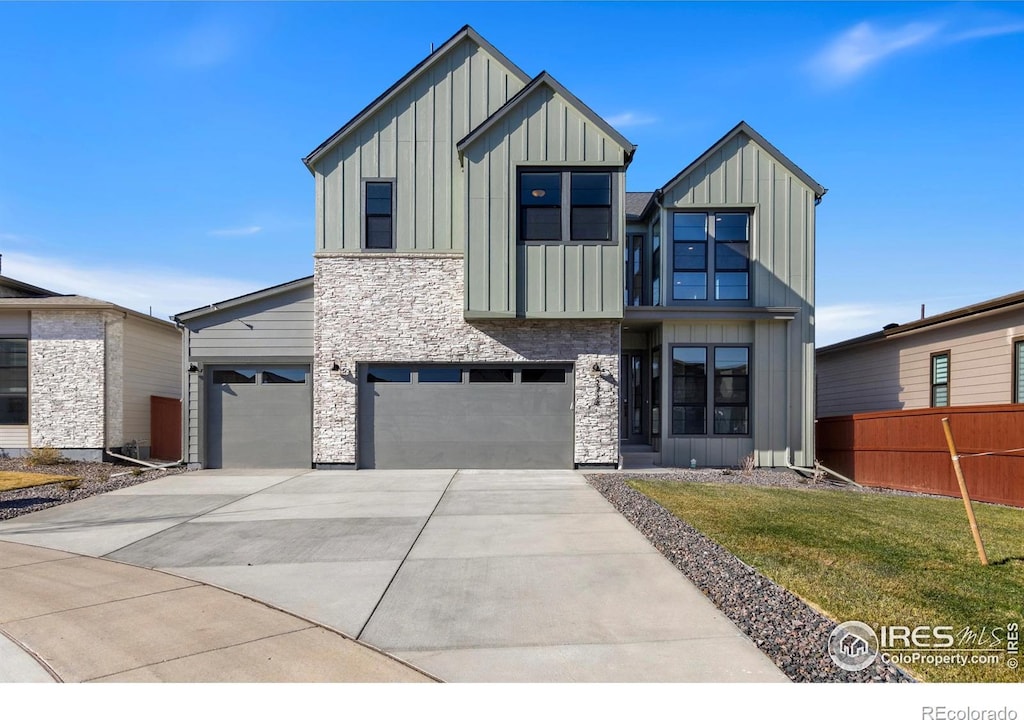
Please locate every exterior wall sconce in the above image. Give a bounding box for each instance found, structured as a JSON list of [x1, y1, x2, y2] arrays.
[[188, 363, 201, 374]]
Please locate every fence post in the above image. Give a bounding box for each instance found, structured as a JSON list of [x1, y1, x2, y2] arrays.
[[941, 417, 989, 566]]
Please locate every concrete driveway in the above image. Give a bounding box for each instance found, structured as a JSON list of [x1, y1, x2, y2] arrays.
[[0, 468, 786, 682]]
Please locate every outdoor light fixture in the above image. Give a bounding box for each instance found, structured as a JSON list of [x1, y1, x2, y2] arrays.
[[330, 361, 341, 372], [531, 188, 546, 198], [188, 363, 200, 374]]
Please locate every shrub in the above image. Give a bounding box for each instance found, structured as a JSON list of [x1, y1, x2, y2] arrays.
[[27, 446, 63, 466], [739, 452, 757, 475], [60, 478, 81, 493]]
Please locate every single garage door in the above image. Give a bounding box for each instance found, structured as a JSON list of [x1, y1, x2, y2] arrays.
[[358, 364, 574, 469], [206, 365, 312, 468]]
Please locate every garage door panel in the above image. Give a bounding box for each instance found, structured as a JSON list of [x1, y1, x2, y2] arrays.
[[207, 365, 311, 469], [360, 365, 574, 469]]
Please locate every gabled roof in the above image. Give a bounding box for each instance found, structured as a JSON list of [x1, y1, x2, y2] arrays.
[[0, 293, 177, 329], [661, 121, 827, 201], [0, 274, 59, 297], [302, 25, 530, 173], [173, 276, 313, 323], [456, 71, 637, 166], [817, 289, 1024, 355]]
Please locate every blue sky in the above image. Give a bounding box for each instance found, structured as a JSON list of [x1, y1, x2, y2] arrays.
[[1, 1, 1022, 345]]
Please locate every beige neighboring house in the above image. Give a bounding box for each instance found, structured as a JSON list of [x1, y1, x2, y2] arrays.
[[816, 290, 1024, 417], [0, 274, 182, 461]]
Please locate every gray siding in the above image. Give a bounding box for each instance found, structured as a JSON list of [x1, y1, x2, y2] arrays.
[[0, 311, 29, 336], [817, 308, 1024, 417], [657, 132, 817, 466], [182, 283, 314, 465], [463, 84, 626, 318], [122, 316, 181, 451], [315, 38, 525, 253]]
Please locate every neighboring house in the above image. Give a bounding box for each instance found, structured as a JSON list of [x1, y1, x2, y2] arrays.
[[0, 275, 182, 461], [178, 25, 825, 470], [817, 290, 1024, 417]]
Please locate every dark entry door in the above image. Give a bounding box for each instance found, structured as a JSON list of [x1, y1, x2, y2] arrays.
[[619, 352, 647, 444]]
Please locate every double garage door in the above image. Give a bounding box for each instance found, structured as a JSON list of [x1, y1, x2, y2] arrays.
[[358, 364, 575, 469], [206, 363, 574, 469], [206, 365, 312, 468]]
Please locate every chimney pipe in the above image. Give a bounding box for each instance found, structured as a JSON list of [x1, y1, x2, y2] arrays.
[[921, 304, 925, 320]]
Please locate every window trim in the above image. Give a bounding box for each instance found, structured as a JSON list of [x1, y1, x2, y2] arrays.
[[1013, 339, 1024, 404], [669, 343, 752, 438], [669, 209, 752, 305], [361, 178, 396, 251], [517, 167, 620, 245], [0, 337, 28, 426], [930, 350, 950, 408]]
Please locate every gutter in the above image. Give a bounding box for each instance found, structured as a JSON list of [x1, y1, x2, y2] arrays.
[[105, 447, 182, 470]]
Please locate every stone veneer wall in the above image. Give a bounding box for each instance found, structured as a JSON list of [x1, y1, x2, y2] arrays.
[[29, 311, 112, 452], [314, 253, 620, 466]]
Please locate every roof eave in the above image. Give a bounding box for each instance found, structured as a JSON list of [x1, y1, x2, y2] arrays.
[[173, 276, 314, 322]]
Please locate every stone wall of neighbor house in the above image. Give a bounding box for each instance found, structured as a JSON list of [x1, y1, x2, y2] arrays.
[[29, 311, 109, 455], [314, 253, 620, 466]]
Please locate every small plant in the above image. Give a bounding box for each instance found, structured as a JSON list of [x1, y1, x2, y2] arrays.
[[739, 452, 757, 475], [60, 478, 81, 493], [811, 461, 828, 485], [27, 446, 63, 467], [131, 467, 144, 476]]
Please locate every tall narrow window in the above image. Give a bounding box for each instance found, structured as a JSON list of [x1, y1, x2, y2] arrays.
[[0, 339, 27, 424], [570, 172, 611, 241], [624, 234, 645, 306], [713, 347, 749, 434], [931, 352, 950, 407], [672, 347, 707, 434], [364, 181, 394, 249], [520, 172, 561, 241], [1014, 341, 1024, 403], [651, 219, 661, 306], [714, 214, 749, 300], [651, 347, 661, 436], [672, 213, 707, 300]]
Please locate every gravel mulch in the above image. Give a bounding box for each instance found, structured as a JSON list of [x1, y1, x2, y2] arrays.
[[0, 457, 187, 522], [585, 468, 916, 683]]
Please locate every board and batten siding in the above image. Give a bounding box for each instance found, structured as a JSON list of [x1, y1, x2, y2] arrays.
[[315, 38, 526, 253], [182, 283, 314, 465], [817, 308, 1024, 417], [122, 316, 181, 452], [659, 132, 817, 467], [462, 84, 626, 318]]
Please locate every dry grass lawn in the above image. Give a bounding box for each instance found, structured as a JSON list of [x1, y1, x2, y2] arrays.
[[0, 471, 79, 492]]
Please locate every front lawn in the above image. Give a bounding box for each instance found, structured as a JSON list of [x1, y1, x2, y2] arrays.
[[0, 471, 79, 492], [630, 480, 1024, 683]]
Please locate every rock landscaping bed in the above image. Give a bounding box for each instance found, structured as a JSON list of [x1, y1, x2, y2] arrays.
[[0, 457, 186, 522], [586, 468, 914, 683]]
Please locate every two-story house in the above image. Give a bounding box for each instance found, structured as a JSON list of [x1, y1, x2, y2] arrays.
[[176, 25, 825, 471]]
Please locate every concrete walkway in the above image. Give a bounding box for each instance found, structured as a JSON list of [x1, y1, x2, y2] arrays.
[[0, 468, 786, 682]]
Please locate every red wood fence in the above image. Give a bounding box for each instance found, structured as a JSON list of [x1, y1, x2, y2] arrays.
[[816, 405, 1024, 508], [150, 395, 182, 461]]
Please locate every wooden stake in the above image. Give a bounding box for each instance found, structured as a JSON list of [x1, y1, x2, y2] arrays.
[[941, 417, 989, 566]]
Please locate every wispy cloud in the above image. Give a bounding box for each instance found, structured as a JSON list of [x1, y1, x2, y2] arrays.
[[1, 251, 265, 320], [207, 225, 262, 237], [606, 111, 658, 129], [163, 20, 242, 70], [810, 21, 942, 83], [816, 302, 906, 347], [809, 15, 1024, 85]]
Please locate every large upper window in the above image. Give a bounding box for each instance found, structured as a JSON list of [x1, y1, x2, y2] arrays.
[[672, 212, 749, 302], [0, 339, 28, 424], [364, 180, 395, 249], [671, 345, 750, 436], [519, 171, 612, 243], [931, 351, 950, 407]]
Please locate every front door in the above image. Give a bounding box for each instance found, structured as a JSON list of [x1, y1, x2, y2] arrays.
[[619, 352, 647, 444]]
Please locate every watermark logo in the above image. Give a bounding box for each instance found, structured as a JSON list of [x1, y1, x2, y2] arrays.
[[827, 620, 1020, 671], [828, 620, 879, 671]]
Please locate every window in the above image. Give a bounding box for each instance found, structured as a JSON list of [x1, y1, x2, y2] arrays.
[[1015, 341, 1024, 404], [651, 347, 661, 436], [522, 367, 566, 383], [367, 368, 411, 383], [651, 219, 661, 306], [519, 170, 613, 243], [671, 345, 750, 436], [364, 180, 394, 249], [0, 339, 27, 425], [262, 369, 306, 384], [672, 212, 749, 302], [624, 234, 645, 306], [931, 352, 950, 407], [469, 368, 513, 383], [418, 367, 462, 383], [212, 368, 256, 384]]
